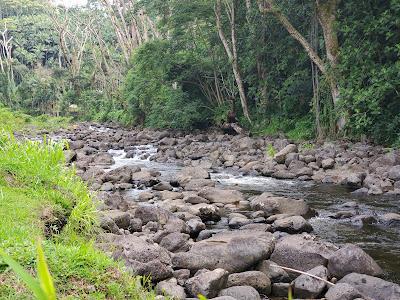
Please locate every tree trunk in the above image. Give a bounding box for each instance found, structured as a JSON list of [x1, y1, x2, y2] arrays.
[[258, 0, 344, 130], [215, 0, 251, 123]]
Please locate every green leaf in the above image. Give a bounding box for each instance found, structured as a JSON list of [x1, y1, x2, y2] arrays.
[[197, 294, 208, 300], [0, 249, 47, 300], [288, 285, 293, 300], [36, 241, 56, 300]]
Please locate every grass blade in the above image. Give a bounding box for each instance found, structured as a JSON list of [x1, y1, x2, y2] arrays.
[[37, 241, 57, 300], [0, 249, 47, 300]]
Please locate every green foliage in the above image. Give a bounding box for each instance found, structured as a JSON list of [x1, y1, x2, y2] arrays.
[[124, 40, 210, 129], [0, 242, 56, 300], [266, 144, 276, 158], [339, 0, 400, 145]]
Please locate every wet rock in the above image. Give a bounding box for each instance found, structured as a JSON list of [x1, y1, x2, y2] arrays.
[[270, 234, 337, 273], [228, 217, 252, 229], [250, 193, 311, 217], [325, 283, 363, 300], [272, 216, 313, 234], [112, 235, 173, 282], [198, 187, 245, 204], [272, 170, 296, 179], [256, 260, 290, 283], [380, 213, 400, 225], [274, 144, 298, 164], [172, 230, 275, 273], [293, 265, 328, 299], [218, 286, 260, 300], [339, 273, 400, 300], [327, 244, 383, 278], [153, 181, 173, 191], [226, 271, 271, 295], [156, 278, 186, 300], [185, 268, 229, 298], [351, 188, 369, 196], [159, 232, 190, 253]]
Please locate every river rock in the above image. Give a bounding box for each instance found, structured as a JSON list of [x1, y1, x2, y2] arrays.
[[270, 234, 337, 273], [111, 235, 173, 282], [272, 215, 313, 234], [322, 158, 335, 169], [325, 283, 363, 300], [177, 167, 210, 183], [183, 179, 216, 190], [256, 260, 290, 283], [159, 232, 190, 253], [293, 265, 328, 299], [92, 152, 115, 165], [153, 181, 174, 191], [103, 165, 140, 183], [388, 165, 400, 181], [186, 218, 206, 236], [380, 213, 400, 225], [185, 268, 229, 298], [226, 271, 271, 295], [156, 278, 186, 300], [218, 286, 260, 300], [101, 210, 131, 230], [327, 244, 383, 278], [172, 230, 275, 273], [131, 170, 160, 186], [250, 192, 311, 217], [271, 283, 290, 297], [339, 273, 400, 300], [274, 144, 298, 164], [198, 187, 245, 204]]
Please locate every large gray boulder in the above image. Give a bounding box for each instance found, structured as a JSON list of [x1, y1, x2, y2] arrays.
[[198, 187, 245, 204], [185, 268, 229, 298], [327, 244, 383, 278], [339, 273, 400, 300], [159, 232, 190, 253], [218, 286, 261, 300], [388, 165, 400, 181], [172, 230, 275, 273], [274, 144, 298, 164], [226, 271, 271, 295], [270, 234, 337, 273], [250, 192, 312, 217], [272, 215, 313, 234], [156, 278, 186, 300], [325, 283, 363, 300], [103, 165, 140, 183], [177, 167, 210, 183], [111, 235, 173, 282], [293, 265, 329, 299]]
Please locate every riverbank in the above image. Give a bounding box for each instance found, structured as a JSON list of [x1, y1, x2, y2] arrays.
[[0, 122, 156, 298], [49, 122, 400, 299]]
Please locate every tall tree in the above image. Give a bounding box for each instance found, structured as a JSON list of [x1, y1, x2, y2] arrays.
[[215, 0, 251, 122]]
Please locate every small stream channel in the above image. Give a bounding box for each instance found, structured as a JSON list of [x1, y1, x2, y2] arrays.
[[106, 144, 400, 284]]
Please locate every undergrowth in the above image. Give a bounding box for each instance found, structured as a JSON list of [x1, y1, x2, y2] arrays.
[[0, 132, 156, 299]]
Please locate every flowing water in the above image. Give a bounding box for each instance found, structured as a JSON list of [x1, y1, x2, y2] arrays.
[[107, 145, 400, 283]]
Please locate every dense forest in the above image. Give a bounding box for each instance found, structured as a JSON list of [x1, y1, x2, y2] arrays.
[[0, 0, 399, 145]]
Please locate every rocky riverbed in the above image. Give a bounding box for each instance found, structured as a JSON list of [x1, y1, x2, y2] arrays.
[[44, 123, 400, 299]]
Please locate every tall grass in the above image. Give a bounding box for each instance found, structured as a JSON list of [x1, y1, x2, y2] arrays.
[[0, 132, 156, 299]]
